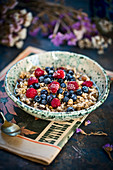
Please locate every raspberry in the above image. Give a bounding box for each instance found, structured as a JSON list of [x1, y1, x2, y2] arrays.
[[82, 81, 93, 87], [53, 69, 65, 79], [28, 77, 38, 86], [51, 98, 61, 108], [48, 81, 60, 93], [35, 68, 44, 77], [26, 88, 37, 98], [67, 81, 79, 91]]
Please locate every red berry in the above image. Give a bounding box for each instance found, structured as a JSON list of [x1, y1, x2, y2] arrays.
[[26, 88, 37, 98], [48, 81, 60, 93], [82, 81, 93, 87], [35, 68, 44, 77], [28, 77, 38, 86], [67, 81, 79, 91], [57, 67, 65, 70], [53, 69, 65, 79], [51, 98, 61, 108]]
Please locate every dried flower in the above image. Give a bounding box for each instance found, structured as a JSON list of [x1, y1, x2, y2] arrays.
[[76, 128, 82, 133], [84, 120, 91, 126], [103, 144, 113, 161]]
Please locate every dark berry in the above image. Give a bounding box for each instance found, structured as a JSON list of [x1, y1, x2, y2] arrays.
[[33, 83, 40, 89], [64, 75, 68, 80], [68, 75, 73, 81], [41, 89, 48, 95], [61, 83, 66, 88], [45, 67, 50, 73], [57, 88, 63, 94], [34, 95, 41, 103], [48, 74, 53, 80], [47, 95, 53, 103], [48, 70, 54, 75], [40, 94, 47, 100], [51, 66, 54, 70], [38, 76, 44, 83], [69, 90, 74, 95], [44, 77, 51, 84], [82, 86, 89, 93], [29, 85, 34, 88], [68, 70, 74, 75], [64, 91, 69, 97], [58, 79, 64, 84], [66, 107, 74, 112], [44, 75, 48, 79], [76, 89, 82, 95], [63, 96, 69, 103], [70, 94, 77, 101], [41, 99, 47, 105], [70, 77, 76, 81], [50, 93, 57, 98]]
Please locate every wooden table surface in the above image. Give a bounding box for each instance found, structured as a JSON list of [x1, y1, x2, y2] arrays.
[[0, 1, 113, 169]]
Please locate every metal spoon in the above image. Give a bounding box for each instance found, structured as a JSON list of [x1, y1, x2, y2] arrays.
[[0, 111, 21, 136]]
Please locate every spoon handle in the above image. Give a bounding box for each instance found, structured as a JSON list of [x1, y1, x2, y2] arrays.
[[0, 111, 6, 122]]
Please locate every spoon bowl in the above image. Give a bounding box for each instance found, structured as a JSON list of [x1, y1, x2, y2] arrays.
[[0, 111, 21, 136]]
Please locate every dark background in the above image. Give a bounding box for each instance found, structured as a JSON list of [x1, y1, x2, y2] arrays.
[[0, 0, 113, 170]]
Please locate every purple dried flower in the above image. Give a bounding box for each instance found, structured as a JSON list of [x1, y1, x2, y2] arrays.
[[29, 27, 40, 36], [50, 20, 57, 27], [85, 120, 91, 126], [67, 38, 77, 46], [32, 17, 39, 24], [50, 32, 64, 46], [64, 32, 75, 41], [76, 128, 82, 133], [72, 22, 81, 30], [103, 144, 113, 151]]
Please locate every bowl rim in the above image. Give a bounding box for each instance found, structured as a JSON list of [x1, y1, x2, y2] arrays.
[[5, 51, 110, 120]]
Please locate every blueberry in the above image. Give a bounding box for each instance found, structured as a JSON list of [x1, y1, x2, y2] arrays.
[[68, 70, 74, 75], [47, 95, 53, 103], [64, 75, 68, 80], [70, 94, 77, 101], [70, 77, 76, 81], [58, 79, 64, 84], [68, 75, 73, 81], [44, 75, 48, 79], [41, 89, 48, 95], [40, 94, 47, 100], [66, 107, 74, 112], [76, 89, 82, 95], [57, 88, 63, 94], [45, 67, 50, 73], [38, 76, 44, 83], [64, 91, 69, 97], [63, 96, 69, 103], [66, 73, 72, 80], [41, 99, 47, 105], [50, 93, 56, 98], [69, 90, 74, 95], [61, 83, 66, 88], [34, 95, 41, 103], [82, 86, 89, 93], [51, 66, 54, 70], [44, 77, 51, 84], [48, 70, 54, 75], [33, 83, 40, 89], [29, 85, 34, 88]]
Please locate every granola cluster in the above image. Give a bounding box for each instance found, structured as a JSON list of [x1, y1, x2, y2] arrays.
[[15, 66, 99, 112]]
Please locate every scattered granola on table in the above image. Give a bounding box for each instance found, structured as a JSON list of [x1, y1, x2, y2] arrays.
[[14, 66, 99, 113]]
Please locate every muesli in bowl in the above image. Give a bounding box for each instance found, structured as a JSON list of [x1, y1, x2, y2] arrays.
[[5, 51, 110, 121], [14, 66, 99, 113]]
